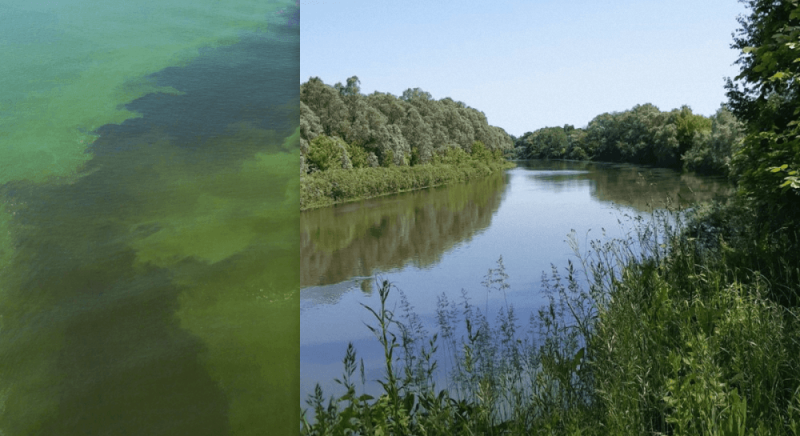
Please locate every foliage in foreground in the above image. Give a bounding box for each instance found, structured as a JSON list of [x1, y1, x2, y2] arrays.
[[301, 201, 800, 435], [725, 0, 800, 229]]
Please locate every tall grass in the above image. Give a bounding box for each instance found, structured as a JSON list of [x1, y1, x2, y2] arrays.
[[302, 199, 800, 435], [300, 160, 514, 210]]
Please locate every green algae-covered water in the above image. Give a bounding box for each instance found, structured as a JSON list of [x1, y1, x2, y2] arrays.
[[0, 1, 299, 434]]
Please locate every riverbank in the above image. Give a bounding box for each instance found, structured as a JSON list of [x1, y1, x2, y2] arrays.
[[302, 196, 800, 435], [300, 160, 515, 210]]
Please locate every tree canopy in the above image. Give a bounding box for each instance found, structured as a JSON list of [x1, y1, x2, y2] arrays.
[[300, 76, 514, 172], [725, 0, 800, 223], [515, 104, 741, 175]]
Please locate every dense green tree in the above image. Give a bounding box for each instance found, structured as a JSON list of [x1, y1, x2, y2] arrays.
[[440, 102, 474, 148], [683, 105, 744, 175], [521, 103, 739, 172], [334, 75, 361, 98], [401, 106, 435, 164], [400, 87, 433, 102], [306, 135, 351, 172], [299, 101, 323, 155], [470, 141, 491, 161], [301, 77, 349, 138], [516, 124, 588, 160], [490, 126, 515, 153], [726, 0, 800, 223], [566, 127, 589, 160], [615, 103, 661, 163], [300, 77, 514, 173], [366, 152, 379, 168], [465, 107, 492, 147], [345, 141, 369, 169], [649, 120, 680, 167], [345, 101, 387, 151], [366, 91, 408, 125], [383, 124, 411, 166], [674, 105, 713, 157], [380, 149, 394, 167], [526, 127, 570, 159]]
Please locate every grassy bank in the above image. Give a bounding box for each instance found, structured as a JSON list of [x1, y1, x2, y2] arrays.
[[301, 198, 800, 435], [301, 0, 800, 430], [300, 160, 514, 211]]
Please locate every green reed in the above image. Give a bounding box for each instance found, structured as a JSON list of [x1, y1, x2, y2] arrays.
[[302, 197, 800, 435], [300, 160, 514, 210]]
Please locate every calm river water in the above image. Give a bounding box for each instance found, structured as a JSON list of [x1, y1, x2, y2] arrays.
[[300, 160, 731, 408]]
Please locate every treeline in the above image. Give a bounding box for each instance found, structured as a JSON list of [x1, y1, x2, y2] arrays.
[[515, 104, 744, 175], [300, 76, 515, 208], [302, 0, 800, 433], [300, 76, 514, 172]]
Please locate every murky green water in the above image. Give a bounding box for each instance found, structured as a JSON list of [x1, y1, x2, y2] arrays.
[[1, 2, 299, 434], [300, 160, 732, 406]]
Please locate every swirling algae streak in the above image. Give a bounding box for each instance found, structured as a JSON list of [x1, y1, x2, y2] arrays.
[[0, 0, 293, 185], [0, 1, 299, 435]]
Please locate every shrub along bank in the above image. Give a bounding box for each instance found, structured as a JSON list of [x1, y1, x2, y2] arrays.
[[301, 158, 513, 210], [300, 137, 513, 210]]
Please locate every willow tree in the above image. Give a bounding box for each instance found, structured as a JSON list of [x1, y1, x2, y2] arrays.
[[366, 91, 408, 125], [401, 106, 434, 164], [300, 101, 323, 155], [300, 77, 349, 138], [300, 77, 514, 168]]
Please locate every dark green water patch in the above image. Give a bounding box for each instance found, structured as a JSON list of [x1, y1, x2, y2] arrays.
[[100, 30, 299, 152], [0, 13, 299, 435]]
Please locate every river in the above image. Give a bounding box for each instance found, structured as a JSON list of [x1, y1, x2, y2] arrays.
[[300, 159, 731, 409]]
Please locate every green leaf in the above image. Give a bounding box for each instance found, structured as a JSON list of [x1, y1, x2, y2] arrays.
[[570, 347, 585, 371], [743, 46, 756, 53]]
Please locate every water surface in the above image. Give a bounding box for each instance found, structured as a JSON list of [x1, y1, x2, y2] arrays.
[[1, 2, 299, 434], [300, 160, 731, 406]]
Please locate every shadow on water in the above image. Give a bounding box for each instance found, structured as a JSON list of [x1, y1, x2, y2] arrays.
[[0, 20, 298, 436], [301, 172, 508, 300], [519, 159, 732, 211]]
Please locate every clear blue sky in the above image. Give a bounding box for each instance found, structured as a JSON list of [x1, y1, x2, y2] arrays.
[[300, 0, 748, 137]]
